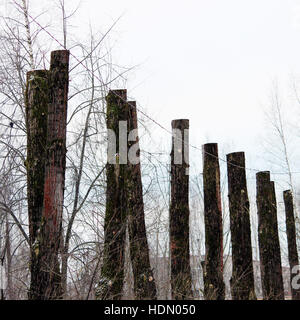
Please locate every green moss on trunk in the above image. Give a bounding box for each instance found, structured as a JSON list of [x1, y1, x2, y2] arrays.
[[25, 70, 49, 300], [256, 172, 284, 300], [30, 50, 69, 300], [169, 119, 192, 300], [126, 101, 157, 300], [96, 90, 128, 300]]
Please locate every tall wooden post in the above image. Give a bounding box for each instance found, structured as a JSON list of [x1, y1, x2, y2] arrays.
[[283, 190, 300, 300], [202, 143, 225, 300], [256, 172, 284, 300], [96, 90, 128, 300], [169, 119, 192, 299], [25, 70, 49, 299], [126, 101, 157, 299], [35, 50, 70, 299], [270, 181, 285, 299], [226, 152, 256, 300]]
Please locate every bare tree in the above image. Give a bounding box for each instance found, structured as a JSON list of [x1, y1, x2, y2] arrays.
[[0, 0, 132, 299]]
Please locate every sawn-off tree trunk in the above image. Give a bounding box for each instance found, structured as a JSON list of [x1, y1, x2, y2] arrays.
[[169, 119, 192, 300], [202, 143, 225, 300], [96, 90, 129, 300], [226, 152, 256, 300], [25, 69, 49, 299], [33, 50, 70, 300], [283, 190, 300, 300], [256, 172, 284, 300], [126, 101, 157, 299]]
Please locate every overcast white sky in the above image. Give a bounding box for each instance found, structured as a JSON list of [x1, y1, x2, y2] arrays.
[[3, 0, 300, 180], [71, 0, 300, 174]]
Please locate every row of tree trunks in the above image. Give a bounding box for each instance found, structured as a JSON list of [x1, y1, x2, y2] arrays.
[[169, 119, 192, 299], [256, 171, 284, 300], [202, 143, 225, 300], [25, 50, 69, 299], [283, 190, 300, 300], [127, 101, 157, 299], [227, 152, 256, 300], [23, 56, 299, 301]]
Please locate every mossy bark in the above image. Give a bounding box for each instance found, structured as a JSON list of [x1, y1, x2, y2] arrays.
[[126, 101, 157, 299], [34, 50, 69, 300], [283, 190, 300, 300], [25, 70, 49, 243], [256, 172, 284, 300], [25, 69, 49, 299], [169, 119, 192, 300], [226, 152, 256, 300], [96, 90, 128, 300], [202, 143, 225, 300]]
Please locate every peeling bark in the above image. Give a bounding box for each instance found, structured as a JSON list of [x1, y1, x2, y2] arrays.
[[202, 143, 225, 300], [283, 190, 300, 300], [256, 172, 284, 300], [227, 152, 256, 300]]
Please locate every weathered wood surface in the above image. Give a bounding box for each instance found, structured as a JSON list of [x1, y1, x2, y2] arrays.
[[25, 69, 49, 299], [169, 119, 192, 299], [32, 50, 69, 299], [97, 89, 128, 300], [202, 143, 225, 300], [127, 101, 157, 299], [256, 172, 284, 300], [227, 152, 256, 300], [283, 190, 300, 300]]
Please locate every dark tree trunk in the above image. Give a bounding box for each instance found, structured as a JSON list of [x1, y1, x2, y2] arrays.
[[25, 69, 49, 299], [226, 152, 256, 300], [256, 172, 284, 300], [169, 119, 192, 300], [283, 190, 300, 300], [126, 101, 157, 299], [34, 50, 70, 300], [202, 143, 225, 300], [96, 90, 128, 300], [269, 181, 285, 299]]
